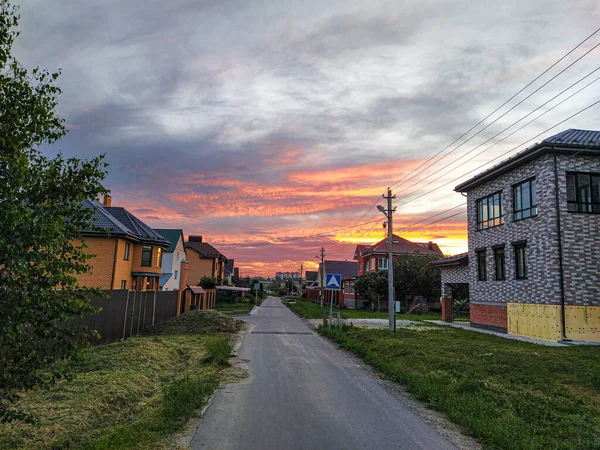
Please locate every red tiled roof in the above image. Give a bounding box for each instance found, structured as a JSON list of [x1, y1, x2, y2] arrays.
[[354, 234, 443, 259]]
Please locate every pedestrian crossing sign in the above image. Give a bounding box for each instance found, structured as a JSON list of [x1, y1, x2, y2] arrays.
[[325, 273, 342, 290]]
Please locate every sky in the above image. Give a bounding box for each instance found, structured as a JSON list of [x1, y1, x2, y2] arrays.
[[13, 0, 600, 276]]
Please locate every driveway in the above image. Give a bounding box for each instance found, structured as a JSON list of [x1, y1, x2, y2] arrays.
[[190, 297, 469, 450]]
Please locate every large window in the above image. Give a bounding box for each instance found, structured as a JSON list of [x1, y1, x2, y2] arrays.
[[124, 242, 130, 261], [493, 246, 505, 281], [378, 257, 388, 270], [141, 246, 152, 267], [477, 192, 503, 230], [513, 178, 537, 220], [567, 172, 600, 213], [157, 248, 163, 267], [476, 249, 487, 281], [513, 242, 528, 279]]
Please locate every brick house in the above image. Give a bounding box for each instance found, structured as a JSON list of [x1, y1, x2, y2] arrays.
[[354, 234, 443, 276], [78, 196, 171, 291], [313, 260, 358, 307], [184, 236, 227, 285], [454, 129, 600, 342]]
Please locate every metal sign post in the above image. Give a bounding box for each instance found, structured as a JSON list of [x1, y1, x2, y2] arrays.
[[325, 274, 342, 329], [254, 283, 260, 306]]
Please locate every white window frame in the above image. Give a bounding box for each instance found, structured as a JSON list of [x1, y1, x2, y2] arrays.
[[378, 257, 388, 270]]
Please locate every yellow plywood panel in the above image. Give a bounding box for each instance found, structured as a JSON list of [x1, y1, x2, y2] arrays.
[[565, 306, 600, 342], [507, 303, 562, 342]]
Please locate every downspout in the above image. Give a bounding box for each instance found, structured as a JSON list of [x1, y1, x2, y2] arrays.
[[110, 239, 119, 289], [553, 152, 567, 340]]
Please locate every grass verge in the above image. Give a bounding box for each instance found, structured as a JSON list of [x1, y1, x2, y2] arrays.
[[0, 310, 237, 450], [282, 298, 454, 321], [319, 325, 600, 450], [214, 302, 254, 316]]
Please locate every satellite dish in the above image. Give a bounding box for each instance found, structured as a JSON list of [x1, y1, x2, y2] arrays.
[[377, 205, 386, 214]]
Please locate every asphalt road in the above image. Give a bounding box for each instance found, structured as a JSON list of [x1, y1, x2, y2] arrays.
[[190, 297, 459, 450]]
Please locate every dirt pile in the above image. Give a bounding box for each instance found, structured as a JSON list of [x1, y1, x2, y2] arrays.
[[148, 310, 238, 335]]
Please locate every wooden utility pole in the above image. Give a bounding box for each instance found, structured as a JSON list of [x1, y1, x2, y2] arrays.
[[382, 188, 396, 332], [318, 247, 325, 307]]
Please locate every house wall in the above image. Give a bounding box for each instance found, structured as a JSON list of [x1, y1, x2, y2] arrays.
[[186, 248, 216, 285], [466, 153, 600, 341], [131, 243, 163, 275], [439, 264, 469, 298], [113, 238, 135, 290], [161, 237, 186, 291], [75, 236, 118, 289]]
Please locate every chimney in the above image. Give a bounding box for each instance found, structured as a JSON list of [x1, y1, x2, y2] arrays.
[[428, 241, 434, 251], [103, 195, 112, 207], [188, 235, 203, 243]]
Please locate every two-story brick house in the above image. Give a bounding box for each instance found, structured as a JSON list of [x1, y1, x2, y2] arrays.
[[354, 235, 443, 276], [455, 129, 600, 342], [185, 236, 227, 285], [78, 196, 171, 290]]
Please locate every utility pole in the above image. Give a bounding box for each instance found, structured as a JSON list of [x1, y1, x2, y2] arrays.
[[299, 263, 304, 281], [317, 247, 326, 307], [381, 188, 396, 332]]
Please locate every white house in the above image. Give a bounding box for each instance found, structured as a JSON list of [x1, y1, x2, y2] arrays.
[[155, 229, 187, 291]]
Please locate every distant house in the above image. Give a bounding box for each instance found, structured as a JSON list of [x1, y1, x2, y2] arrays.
[[185, 235, 227, 285], [354, 235, 443, 276], [78, 196, 170, 291], [451, 128, 600, 342], [155, 229, 187, 291], [224, 259, 235, 285]]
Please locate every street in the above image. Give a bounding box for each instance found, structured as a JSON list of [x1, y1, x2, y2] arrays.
[[190, 297, 464, 450]]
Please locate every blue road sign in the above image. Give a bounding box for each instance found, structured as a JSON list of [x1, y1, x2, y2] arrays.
[[325, 273, 342, 290]]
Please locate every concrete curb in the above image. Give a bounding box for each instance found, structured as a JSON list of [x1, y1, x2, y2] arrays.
[[249, 305, 260, 315]]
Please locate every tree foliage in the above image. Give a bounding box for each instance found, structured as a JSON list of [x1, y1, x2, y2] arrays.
[[199, 276, 217, 289], [0, 1, 107, 421], [353, 270, 388, 310], [393, 252, 442, 302]]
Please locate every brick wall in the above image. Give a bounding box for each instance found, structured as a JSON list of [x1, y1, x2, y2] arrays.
[[471, 302, 507, 332], [75, 236, 117, 289], [440, 264, 469, 298], [131, 243, 163, 275], [186, 248, 217, 285], [113, 238, 134, 290]]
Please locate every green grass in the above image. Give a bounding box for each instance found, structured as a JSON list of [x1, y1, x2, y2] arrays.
[[283, 298, 452, 321], [0, 311, 236, 450], [214, 302, 254, 316], [319, 325, 600, 450]]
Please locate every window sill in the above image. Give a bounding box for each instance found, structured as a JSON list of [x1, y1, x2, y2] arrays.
[[513, 214, 538, 222], [515, 277, 528, 281], [476, 223, 505, 231]]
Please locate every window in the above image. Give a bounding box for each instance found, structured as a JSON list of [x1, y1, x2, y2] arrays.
[[120, 280, 127, 290], [513, 178, 537, 220], [476, 249, 487, 281], [513, 242, 528, 279], [493, 246, 505, 280], [124, 242, 130, 260], [476, 192, 504, 230], [157, 248, 163, 267], [145, 277, 155, 290], [378, 257, 388, 270], [567, 172, 600, 213], [141, 246, 152, 266], [174, 270, 179, 280], [176, 251, 180, 261]]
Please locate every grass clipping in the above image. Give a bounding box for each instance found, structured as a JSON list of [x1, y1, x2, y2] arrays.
[[148, 309, 239, 335], [0, 310, 237, 450]]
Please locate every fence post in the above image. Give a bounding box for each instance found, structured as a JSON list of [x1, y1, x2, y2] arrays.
[[122, 290, 130, 341], [152, 289, 157, 326], [337, 311, 342, 330], [137, 291, 143, 335], [323, 310, 327, 327], [130, 290, 136, 339]]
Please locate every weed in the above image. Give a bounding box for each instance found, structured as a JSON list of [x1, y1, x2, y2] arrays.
[[203, 337, 232, 366]]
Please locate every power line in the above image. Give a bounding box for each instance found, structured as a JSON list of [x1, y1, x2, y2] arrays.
[[395, 70, 600, 205], [396, 99, 600, 207]]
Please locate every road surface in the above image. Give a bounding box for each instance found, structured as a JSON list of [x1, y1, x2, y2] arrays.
[[190, 297, 461, 450]]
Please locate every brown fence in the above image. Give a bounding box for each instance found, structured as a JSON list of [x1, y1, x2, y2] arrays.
[[82, 290, 179, 345]]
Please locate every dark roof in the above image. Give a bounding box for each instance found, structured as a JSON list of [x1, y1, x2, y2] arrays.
[[225, 259, 235, 275], [428, 252, 468, 267], [322, 260, 357, 280], [455, 129, 600, 192], [185, 241, 226, 261], [354, 235, 443, 259], [305, 270, 318, 282], [154, 229, 184, 253], [80, 199, 170, 246]]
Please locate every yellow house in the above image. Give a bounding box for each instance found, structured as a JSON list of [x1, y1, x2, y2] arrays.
[[184, 236, 227, 285], [77, 196, 171, 290]]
